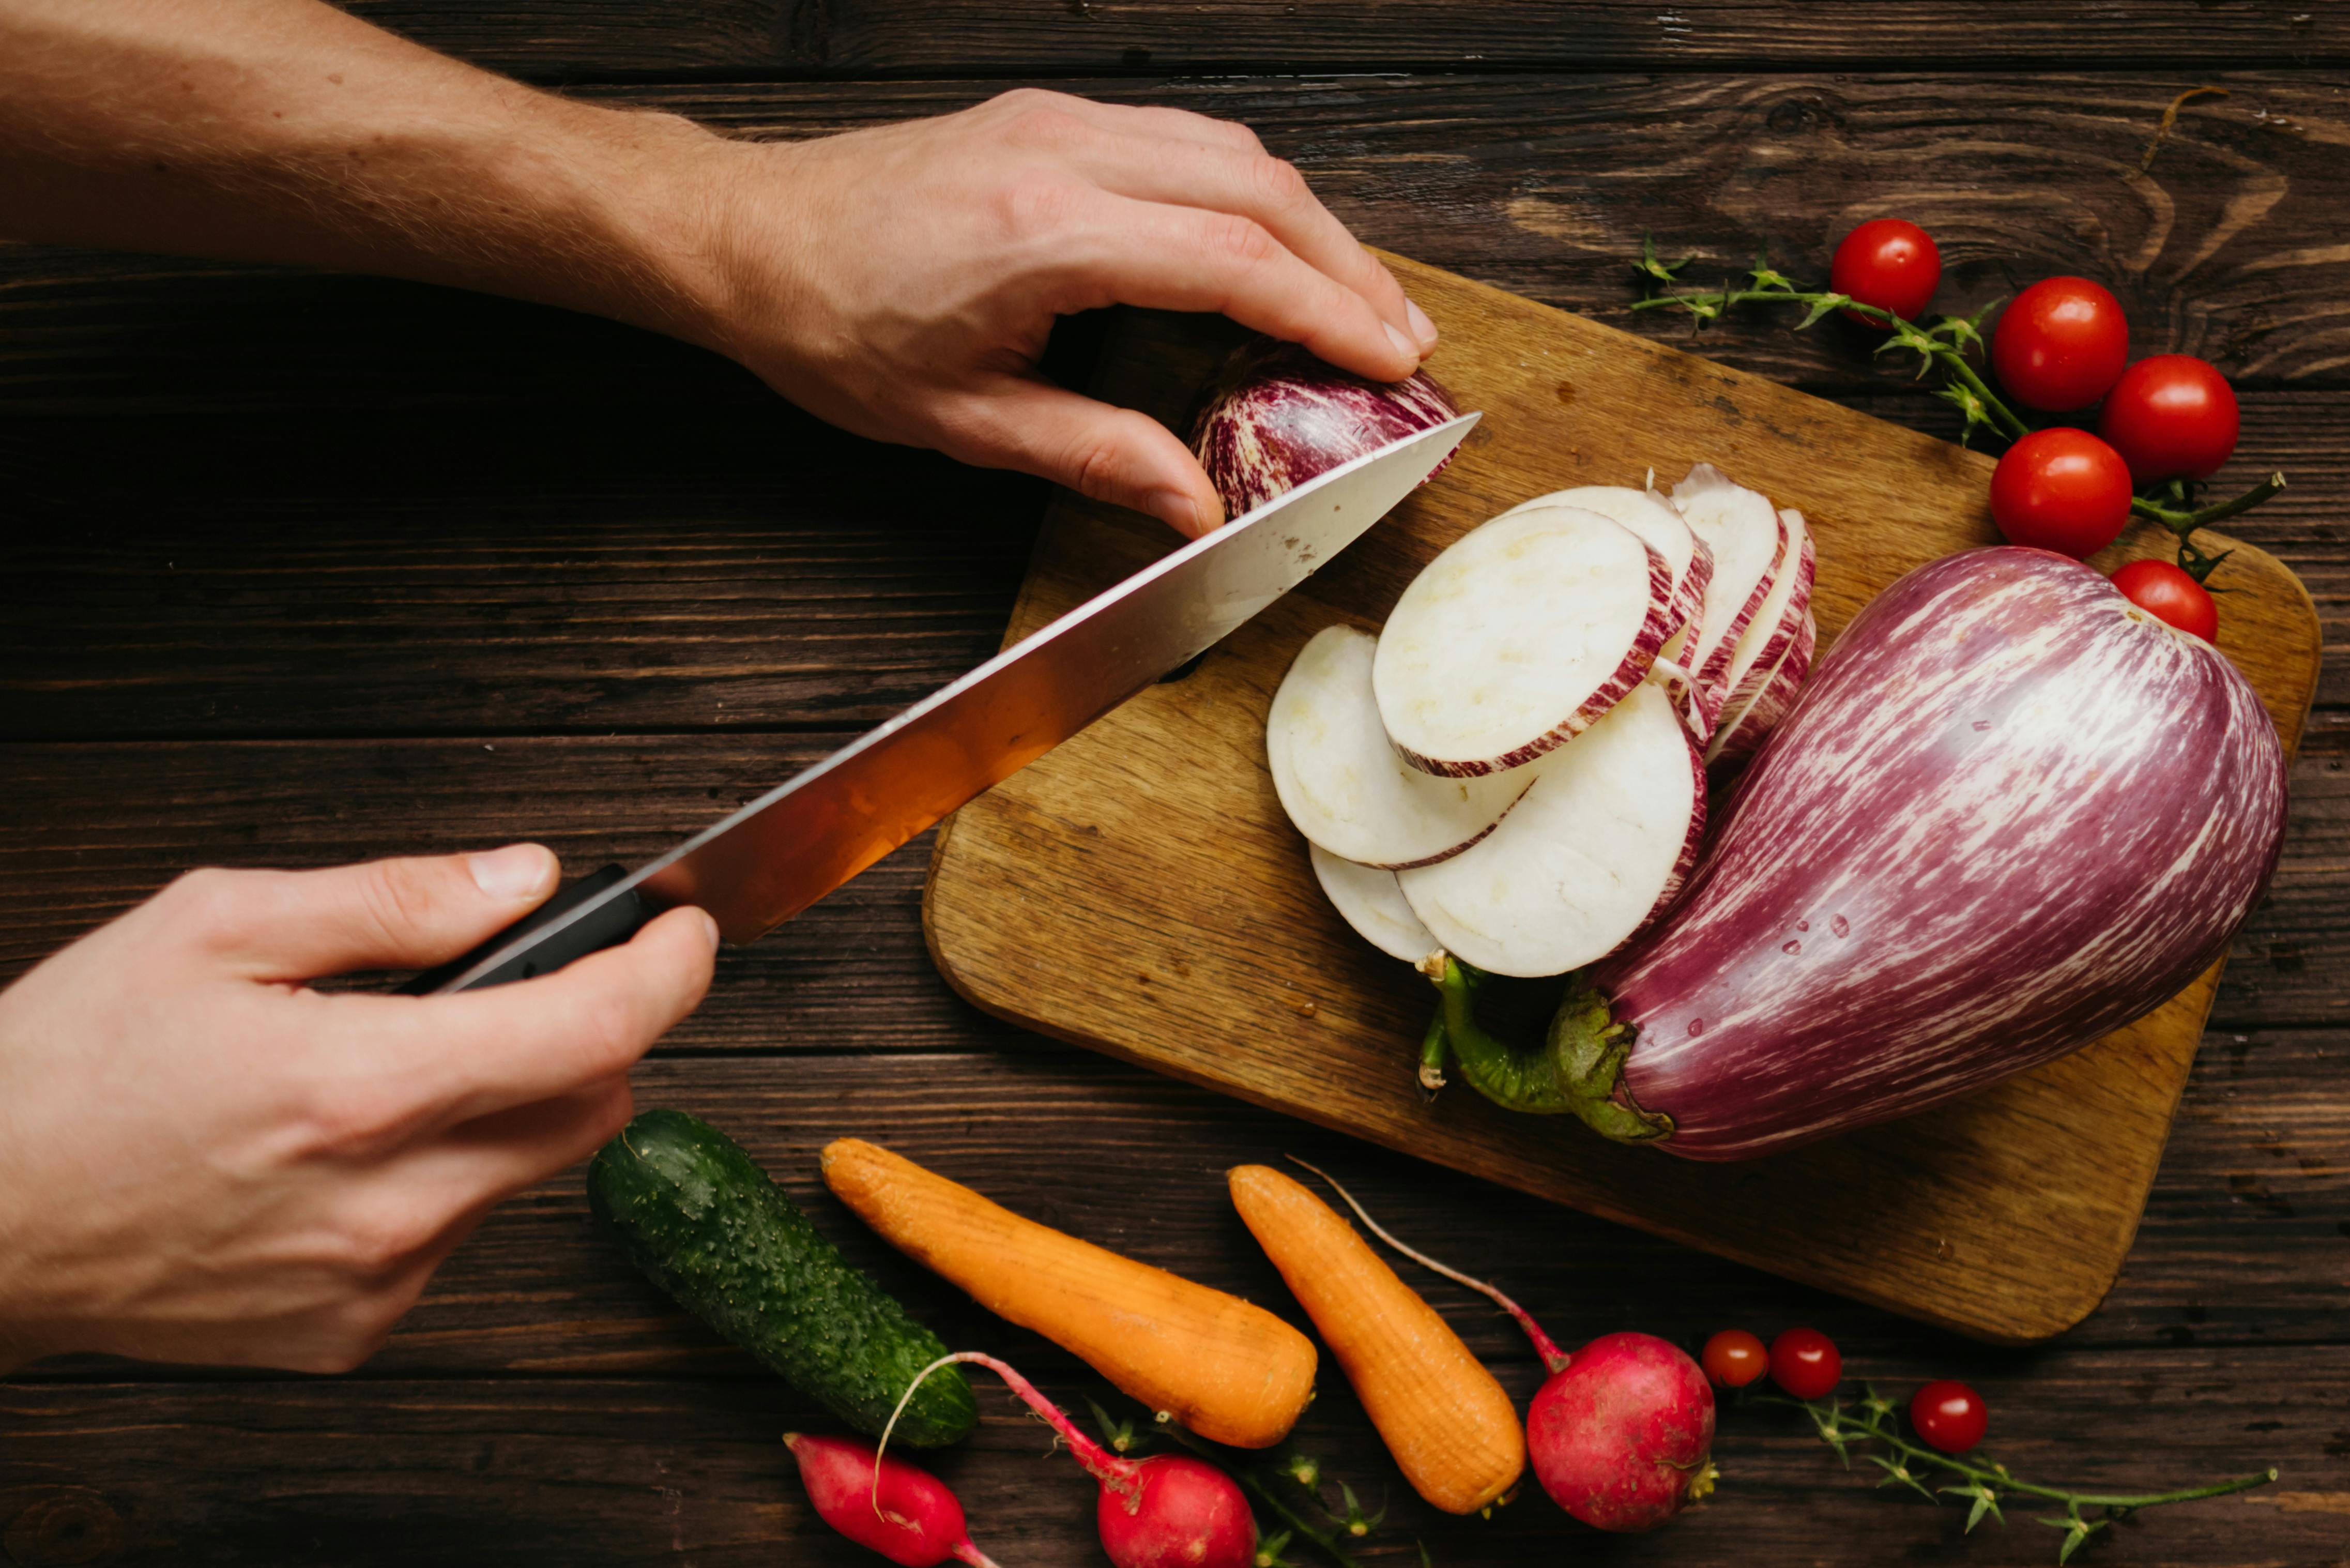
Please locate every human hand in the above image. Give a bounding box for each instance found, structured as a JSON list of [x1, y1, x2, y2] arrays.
[[682, 90, 1438, 538], [0, 845, 715, 1373]]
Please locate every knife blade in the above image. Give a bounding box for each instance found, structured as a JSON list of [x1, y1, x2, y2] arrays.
[[403, 409, 1480, 994]]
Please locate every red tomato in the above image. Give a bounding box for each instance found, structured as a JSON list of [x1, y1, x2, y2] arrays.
[[1910, 1380, 1989, 1454], [1989, 428, 2134, 558], [2110, 557, 2219, 643], [2098, 355, 2240, 482], [1767, 1327, 1842, 1400], [1991, 277, 2131, 412], [1830, 219, 1943, 324], [1701, 1329, 1769, 1389]]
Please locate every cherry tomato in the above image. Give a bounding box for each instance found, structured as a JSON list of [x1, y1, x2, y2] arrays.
[[1991, 277, 2130, 412], [1989, 428, 2134, 558], [2097, 354, 2240, 483], [1830, 219, 1943, 324], [2110, 557, 2219, 643], [1910, 1380, 1989, 1454], [1768, 1327, 1842, 1400], [1701, 1329, 1769, 1389]]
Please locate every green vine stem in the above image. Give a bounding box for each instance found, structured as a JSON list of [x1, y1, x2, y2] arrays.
[[1760, 1387, 2276, 1563], [1629, 236, 2285, 586]]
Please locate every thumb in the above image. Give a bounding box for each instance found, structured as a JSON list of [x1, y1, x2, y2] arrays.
[[198, 844, 561, 981], [940, 376, 1226, 539]]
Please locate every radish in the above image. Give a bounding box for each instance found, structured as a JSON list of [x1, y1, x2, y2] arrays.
[[1397, 682, 1703, 977], [1497, 485, 1715, 680], [1189, 338, 1459, 519], [1489, 547, 2286, 1159], [1269, 626, 1532, 867], [1310, 842, 1440, 963], [1373, 507, 1675, 775], [1670, 465, 1785, 735], [783, 1432, 1002, 1568], [884, 1352, 1257, 1568], [1704, 607, 1817, 773], [1300, 1163, 1716, 1532], [1714, 507, 1815, 720]]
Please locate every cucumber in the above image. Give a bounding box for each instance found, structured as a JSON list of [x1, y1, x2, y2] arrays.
[[588, 1108, 975, 1447]]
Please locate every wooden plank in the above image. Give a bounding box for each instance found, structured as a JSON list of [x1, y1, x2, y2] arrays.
[[924, 259, 2325, 1344], [6, 72, 2350, 414], [328, 1, 2350, 77], [14, 1039, 2338, 1387], [4, 1351, 2343, 1565], [0, 405, 1040, 740]]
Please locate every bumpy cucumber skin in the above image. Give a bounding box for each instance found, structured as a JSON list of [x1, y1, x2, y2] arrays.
[[588, 1109, 975, 1447]]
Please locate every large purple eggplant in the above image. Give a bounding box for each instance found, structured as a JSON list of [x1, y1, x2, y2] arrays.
[[1433, 547, 2286, 1161]]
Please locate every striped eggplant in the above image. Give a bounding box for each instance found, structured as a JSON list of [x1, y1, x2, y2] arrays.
[[1436, 547, 2286, 1160], [1189, 339, 1459, 518]]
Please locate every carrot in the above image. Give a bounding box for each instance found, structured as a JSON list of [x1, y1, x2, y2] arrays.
[[1227, 1163, 1524, 1515], [819, 1138, 1316, 1450]]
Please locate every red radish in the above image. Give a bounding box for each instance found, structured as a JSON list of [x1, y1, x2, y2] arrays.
[[783, 1432, 1001, 1568], [1374, 506, 1675, 775], [1269, 626, 1532, 868], [1190, 338, 1459, 519], [1310, 842, 1439, 963], [1397, 682, 1704, 977], [884, 1352, 1256, 1568], [1302, 1164, 1716, 1532], [1670, 465, 1787, 735], [1516, 547, 2284, 1159]]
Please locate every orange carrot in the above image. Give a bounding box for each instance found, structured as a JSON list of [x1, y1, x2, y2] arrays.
[[820, 1138, 1316, 1449], [1227, 1163, 1524, 1514]]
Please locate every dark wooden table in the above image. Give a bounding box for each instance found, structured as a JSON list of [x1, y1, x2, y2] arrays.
[[5, 8, 2347, 1565]]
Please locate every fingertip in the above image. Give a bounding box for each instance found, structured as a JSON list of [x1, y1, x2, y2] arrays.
[[1406, 297, 1439, 354], [467, 843, 558, 904]]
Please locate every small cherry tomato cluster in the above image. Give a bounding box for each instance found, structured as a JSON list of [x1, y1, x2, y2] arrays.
[[1702, 1326, 1991, 1454], [1829, 221, 2240, 642]]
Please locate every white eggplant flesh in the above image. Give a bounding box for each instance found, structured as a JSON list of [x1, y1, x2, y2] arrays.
[[1374, 507, 1674, 776], [1397, 682, 1705, 978], [1716, 508, 1815, 720], [1498, 485, 1712, 649], [1671, 465, 1785, 736], [1309, 843, 1442, 963], [1267, 626, 1532, 867]]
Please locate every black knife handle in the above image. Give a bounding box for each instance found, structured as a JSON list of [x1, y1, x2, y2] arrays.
[[397, 863, 647, 995]]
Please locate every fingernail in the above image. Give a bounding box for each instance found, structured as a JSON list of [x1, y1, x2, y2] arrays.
[[1406, 297, 1439, 352], [697, 910, 722, 952], [1383, 319, 1419, 364], [468, 843, 552, 901], [1152, 490, 1211, 538]]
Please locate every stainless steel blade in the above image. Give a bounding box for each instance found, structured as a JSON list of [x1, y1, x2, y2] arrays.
[[421, 410, 1478, 991]]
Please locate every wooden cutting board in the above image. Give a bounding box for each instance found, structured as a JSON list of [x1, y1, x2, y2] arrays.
[[923, 253, 2321, 1344]]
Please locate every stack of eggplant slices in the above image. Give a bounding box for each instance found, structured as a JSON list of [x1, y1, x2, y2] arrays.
[[1269, 467, 1815, 981]]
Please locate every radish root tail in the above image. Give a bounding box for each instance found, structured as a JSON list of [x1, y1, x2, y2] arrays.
[[1287, 1155, 1572, 1375], [888, 1349, 1143, 1509]]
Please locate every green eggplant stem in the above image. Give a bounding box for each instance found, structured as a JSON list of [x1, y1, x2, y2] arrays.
[[1420, 956, 1673, 1144]]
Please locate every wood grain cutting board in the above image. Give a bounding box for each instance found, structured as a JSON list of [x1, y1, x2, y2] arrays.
[[924, 253, 2321, 1344]]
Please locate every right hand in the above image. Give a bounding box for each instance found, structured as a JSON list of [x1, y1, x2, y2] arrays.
[[674, 89, 1438, 539], [0, 845, 716, 1374]]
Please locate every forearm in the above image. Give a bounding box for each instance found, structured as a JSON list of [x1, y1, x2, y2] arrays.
[[0, 0, 735, 347]]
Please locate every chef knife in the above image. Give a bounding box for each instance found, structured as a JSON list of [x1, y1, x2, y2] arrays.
[[402, 409, 1481, 995]]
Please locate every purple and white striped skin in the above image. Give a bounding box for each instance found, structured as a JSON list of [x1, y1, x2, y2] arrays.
[[1189, 339, 1460, 518], [1374, 509, 1677, 777], [1671, 465, 1786, 740], [1569, 548, 2286, 1161], [1716, 509, 1815, 720], [1704, 608, 1817, 773]]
